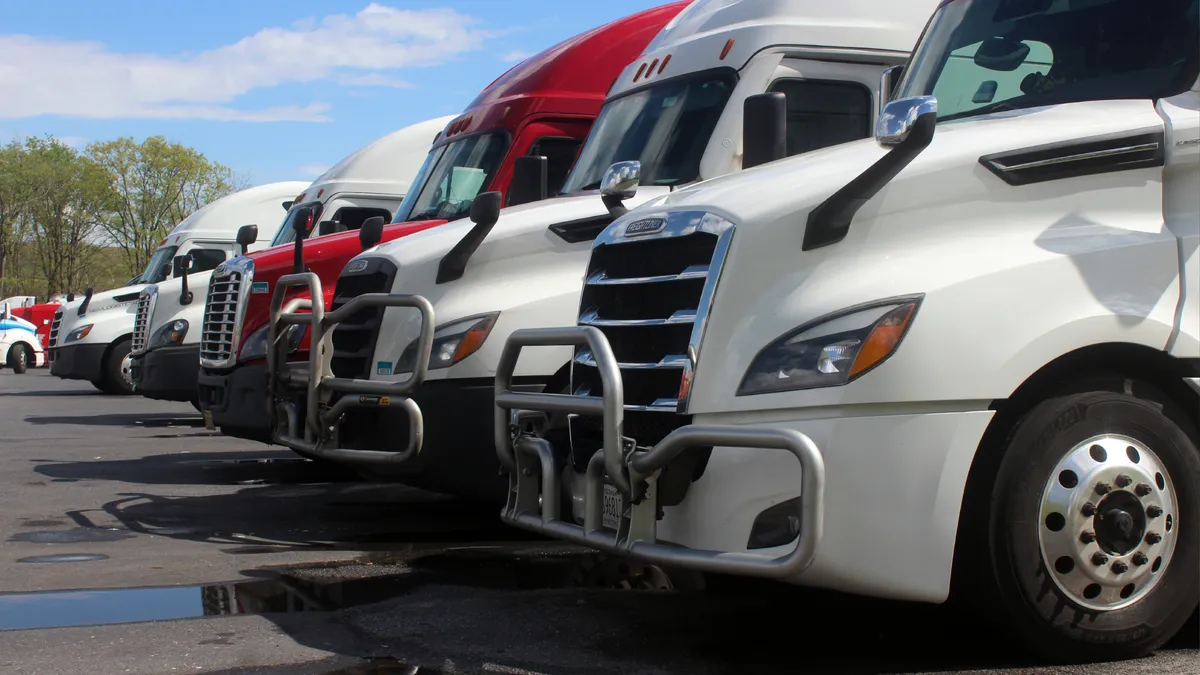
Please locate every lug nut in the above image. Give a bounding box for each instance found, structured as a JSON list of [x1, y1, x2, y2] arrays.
[[1095, 482, 1112, 495], [1111, 561, 1129, 574], [1135, 483, 1152, 497], [1092, 552, 1110, 566], [1146, 505, 1163, 518], [1145, 532, 1162, 545], [1080, 531, 1097, 544], [1114, 474, 1132, 488], [1133, 552, 1149, 566], [1082, 502, 1097, 517]]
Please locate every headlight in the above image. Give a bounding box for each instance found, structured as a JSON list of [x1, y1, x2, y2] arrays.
[[394, 313, 498, 374], [64, 324, 94, 343], [737, 297, 921, 395], [151, 320, 188, 348], [239, 323, 307, 362]]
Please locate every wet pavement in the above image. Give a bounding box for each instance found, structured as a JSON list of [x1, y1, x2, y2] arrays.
[[0, 371, 1196, 675]]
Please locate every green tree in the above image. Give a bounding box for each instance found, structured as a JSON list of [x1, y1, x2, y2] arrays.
[[0, 140, 35, 297], [87, 136, 244, 275]]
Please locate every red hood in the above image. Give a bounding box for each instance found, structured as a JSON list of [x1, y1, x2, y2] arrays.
[[235, 219, 447, 360]]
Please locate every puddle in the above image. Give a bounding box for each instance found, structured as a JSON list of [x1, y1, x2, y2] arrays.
[[9, 527, 133, 544], [17, 553, 109, 563], [0, 547, 684, 632]]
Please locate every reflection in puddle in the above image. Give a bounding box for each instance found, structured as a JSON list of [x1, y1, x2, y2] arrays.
[[17, 553, 109, 564]]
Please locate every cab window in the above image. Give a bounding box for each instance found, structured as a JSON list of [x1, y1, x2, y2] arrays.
[[768, 79, 874, 155], [185, 249, 227, 275], [528, 137, 584, 197]]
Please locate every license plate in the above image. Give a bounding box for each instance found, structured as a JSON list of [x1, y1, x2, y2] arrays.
[[602, 484, 622, 530]]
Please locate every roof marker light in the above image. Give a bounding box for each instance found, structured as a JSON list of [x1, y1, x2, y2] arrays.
[[633, 62, 647, 82], [720, 38, 734, 60], [658, 54, 671, 73], [646, 58, 659, 77]]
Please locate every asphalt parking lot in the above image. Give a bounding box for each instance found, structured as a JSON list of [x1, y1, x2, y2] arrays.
[[0, 370, 1196, 675]]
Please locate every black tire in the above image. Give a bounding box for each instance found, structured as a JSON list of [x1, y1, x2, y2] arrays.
[[7, 343, 28, 374], [91, 379, 110, 393], [102, 338, 134, 396], [967, 390, 1199, 662]]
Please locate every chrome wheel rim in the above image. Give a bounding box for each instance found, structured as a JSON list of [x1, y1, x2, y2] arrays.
[[1038, 434, 1179, 611], [119, 353, 134, 387]]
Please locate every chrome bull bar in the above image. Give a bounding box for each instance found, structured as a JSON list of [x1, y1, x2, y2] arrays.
[[494, 326, 826, 579], [267, 272, 435, 464]]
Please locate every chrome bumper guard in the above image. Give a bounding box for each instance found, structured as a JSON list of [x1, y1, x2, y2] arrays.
[[494, 326, 826, 579], [267, 273, 434, 464]]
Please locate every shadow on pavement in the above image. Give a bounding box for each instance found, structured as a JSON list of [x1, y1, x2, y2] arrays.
[[23, 412, 204, 427]]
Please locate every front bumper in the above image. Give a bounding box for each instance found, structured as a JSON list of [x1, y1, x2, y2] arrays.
[[493, 326, 995, 603], [130, 344, 200, 402], [48, 343, 106, 381], [198, 362, 272, 442]]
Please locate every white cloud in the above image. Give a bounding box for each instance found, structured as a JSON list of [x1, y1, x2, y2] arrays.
[[56, 135, 89, 148], [501, 49, 532, 63], [295, 162, 332, 179], [0, 3, 491, 123]]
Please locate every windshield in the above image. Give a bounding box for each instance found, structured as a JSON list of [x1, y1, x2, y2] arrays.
[[141, 245, 179, 284], [270, 201, 323, 247], [561, 72, 736, 193], [391, 131, 508, 224], [897, 0, 1200, 122]]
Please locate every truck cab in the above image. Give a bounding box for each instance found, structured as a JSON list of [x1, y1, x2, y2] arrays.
[[496, 0, 1199, 661], [48, 181, 307, 395], [269, 0, 936, 499], [132, 118, 448, 407], [197, 1, 689, 442], [128, 181, 318, 405], [1, 302, 45, 374]]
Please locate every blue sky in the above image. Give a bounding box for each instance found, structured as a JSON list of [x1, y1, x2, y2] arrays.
[[0, 0, 665, 184]]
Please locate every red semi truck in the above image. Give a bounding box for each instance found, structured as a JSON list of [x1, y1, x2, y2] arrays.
[[197, 2, 689, 441]]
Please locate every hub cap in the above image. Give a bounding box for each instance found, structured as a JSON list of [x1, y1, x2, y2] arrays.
[[119, 353, 134, 387], [1038, 434, 1179, 611]]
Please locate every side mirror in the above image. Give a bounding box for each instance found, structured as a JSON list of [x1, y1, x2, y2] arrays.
[[507, 155, 548, 207], [317, 220, 346, 237], [876, 96, 938, 147], [290, 206, 316, 274], [436, 191, 503, 284], [974, 37, 1030, 72], [282, 200, 294, 211], [174, 254, 194, 305], [743, 92, 787, 169], [0, 303, 8, 320], [359, 216, 385, 251], [67, 292, 75, 302], [600, 160, 640, 219], [236, 224, 258, 254], [878, 65, 905, 117]]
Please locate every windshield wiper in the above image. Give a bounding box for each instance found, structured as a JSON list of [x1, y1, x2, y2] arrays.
[[939, 100, 1019, 123]]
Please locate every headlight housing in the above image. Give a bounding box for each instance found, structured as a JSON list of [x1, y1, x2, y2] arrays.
[[737, 296, 921, 395], [64, 324, 94, 343], [151, 320, 188, 348], [239, 323, 307, 362], [394, 313, 498, 374]]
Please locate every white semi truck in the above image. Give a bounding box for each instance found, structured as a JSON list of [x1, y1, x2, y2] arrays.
[[1, 302, 45, 374], [265, 0, 937, 498], [48, 181, 308, 395], [495, 0, 1199, 662], [131, 117, 450, 406]]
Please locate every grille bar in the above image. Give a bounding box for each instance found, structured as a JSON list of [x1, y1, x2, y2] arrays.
[[573, 350, 687, 370], [585, 264, 709, 286], [199, 258, 253, 368]]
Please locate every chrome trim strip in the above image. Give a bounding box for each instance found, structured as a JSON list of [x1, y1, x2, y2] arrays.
[[678, 224, 735, 414], [585, 265, 709, 286], [574, 350, 687, 370], [989, 142, 1160, 172], [578, 308, 696, 327]]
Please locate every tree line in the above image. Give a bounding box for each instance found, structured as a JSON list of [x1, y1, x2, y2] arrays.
[[0, 135, 245, 299]]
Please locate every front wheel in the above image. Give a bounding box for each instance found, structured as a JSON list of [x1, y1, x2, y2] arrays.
[[7, 344, 28, 374], [973, 390, 1198, 662], [101, 339, 134, 396]]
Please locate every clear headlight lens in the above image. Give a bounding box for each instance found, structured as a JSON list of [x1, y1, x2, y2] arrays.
[[65, 324, 94, 343], [395, 313, 498, 374], [737, 297, 921, 395], [151, 320, 188, 348], [239, 323, 307, 362]]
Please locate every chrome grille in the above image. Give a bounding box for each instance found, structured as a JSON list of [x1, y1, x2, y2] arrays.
[[131, 287, 157, 355], [569, 212, 734, 470], [199, 258, 253, 369], [47, 307, 63, 361]]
